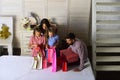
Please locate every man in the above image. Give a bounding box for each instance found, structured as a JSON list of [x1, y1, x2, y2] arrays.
[[65, 33, 88, 71]]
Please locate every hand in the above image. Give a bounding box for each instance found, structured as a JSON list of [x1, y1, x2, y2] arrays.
[[46, 46, 48, 49], [38, 52, 42, 57], [53, 46, 56, 48], [73, 68, 82, 72], [33, 44, 38, 48]]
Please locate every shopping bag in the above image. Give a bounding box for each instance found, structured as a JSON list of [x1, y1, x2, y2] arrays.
[[37, 54, 42, 69], [48, 48, 57, 72], [48, 48, 54, 63], [60, 48, 79, 63], [32, 60, 37, 69], [42, 58, 47, 69], [32, 54, 42, 69]]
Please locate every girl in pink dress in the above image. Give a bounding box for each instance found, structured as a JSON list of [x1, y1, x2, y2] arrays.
[[29, 27, 46, 69]]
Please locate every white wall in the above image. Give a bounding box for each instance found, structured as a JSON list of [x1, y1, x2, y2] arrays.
[[0, 0, 91, 48]]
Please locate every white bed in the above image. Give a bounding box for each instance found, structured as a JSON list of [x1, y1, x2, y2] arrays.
[[0, 56, 95, 80]]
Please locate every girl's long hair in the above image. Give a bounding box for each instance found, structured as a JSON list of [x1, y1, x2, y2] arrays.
[[39, 18, 50, 34]]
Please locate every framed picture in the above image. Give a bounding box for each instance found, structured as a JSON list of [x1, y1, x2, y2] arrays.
[[0, 16, 13, 36]]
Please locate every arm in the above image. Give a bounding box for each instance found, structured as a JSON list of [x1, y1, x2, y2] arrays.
[[53, 35, 59, 48], [29, 43, 38, 49], [53, 40, 59, 48], [37, 36, 46, 49], [77, 46, 84, 71], [28, 36, 37, 49], [43, 36, 47, 49], [74, 41, 85, 71]]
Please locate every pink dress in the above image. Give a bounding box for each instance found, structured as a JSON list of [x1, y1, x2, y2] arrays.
[[29, 35, 46, 57]]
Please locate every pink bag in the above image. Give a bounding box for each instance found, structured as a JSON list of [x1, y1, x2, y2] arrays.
[[42, 58, 47, 69], [60, 48, 79, 63], [48, 48, 57, 72], [48, 48, 54, 63]]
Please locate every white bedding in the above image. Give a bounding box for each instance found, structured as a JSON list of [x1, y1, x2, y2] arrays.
[[0, 56, 95, 80]]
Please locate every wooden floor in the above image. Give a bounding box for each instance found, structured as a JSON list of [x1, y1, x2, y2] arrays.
[[0, 47, 120, 80]]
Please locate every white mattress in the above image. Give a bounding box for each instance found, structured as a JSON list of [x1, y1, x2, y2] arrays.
[[0, 56, 95, 80]]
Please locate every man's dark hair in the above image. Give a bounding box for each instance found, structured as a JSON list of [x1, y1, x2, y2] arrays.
[[66, 33, 75, 39]]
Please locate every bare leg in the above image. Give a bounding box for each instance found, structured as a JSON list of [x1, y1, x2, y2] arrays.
[[32, 56, 38, 69]]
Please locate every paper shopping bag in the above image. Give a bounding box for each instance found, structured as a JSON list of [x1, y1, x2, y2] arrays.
[[48, 48, 57, 72], [42, 58, 47, 69], [48, 48, 54, 63], [37, 54, 42, 69]]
